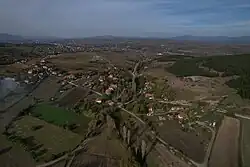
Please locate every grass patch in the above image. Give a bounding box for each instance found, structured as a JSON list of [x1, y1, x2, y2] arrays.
[[32, 104, 76, 126], [240, 118, 250, 167], [31, 104, 91, 135]]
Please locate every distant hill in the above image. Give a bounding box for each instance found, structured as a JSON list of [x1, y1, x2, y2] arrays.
[[171, 35, 250, 44], [1, 33, 250, 44], [0, 33, 24, 42], [0, 33, 64, 44]]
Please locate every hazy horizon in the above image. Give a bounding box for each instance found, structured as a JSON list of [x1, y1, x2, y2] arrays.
[[1, 0, 250, 38]]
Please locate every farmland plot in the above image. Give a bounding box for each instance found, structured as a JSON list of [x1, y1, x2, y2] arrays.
[[155, 119, 211, 163], [31, 76, 60, 101], [209, 116, 240, 167], [71, 127, 130, 167], [147, 143, 190, 167], [0, 134, 36, 167], [0, 96, 34, 132], [7, 116, 83, 162], [58, 87, 88, 108], [32, 104, 91, 135], [48, 52, 94, 71]]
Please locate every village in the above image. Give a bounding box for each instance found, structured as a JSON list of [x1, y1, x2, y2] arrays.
[[1, 41, 249, 167]]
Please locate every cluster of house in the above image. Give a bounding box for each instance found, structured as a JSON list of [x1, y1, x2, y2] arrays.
[[23, 59, 63, 84], [143, 82, 155, 101], [92, 68, 124, 105]]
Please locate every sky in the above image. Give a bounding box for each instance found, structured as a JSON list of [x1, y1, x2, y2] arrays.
[[0, 0, 250, 37]]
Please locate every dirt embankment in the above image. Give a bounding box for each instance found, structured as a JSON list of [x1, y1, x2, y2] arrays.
[[209, 116, 240, 167]]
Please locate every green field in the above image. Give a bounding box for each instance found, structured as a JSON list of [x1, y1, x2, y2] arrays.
[[32, 104, 76, 126], [31, 104, 91, 135], [241, 118, 250, 167], [7, 116, 83, 162]]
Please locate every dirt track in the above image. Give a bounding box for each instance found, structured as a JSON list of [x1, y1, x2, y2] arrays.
[[209, 116, 240, 167]]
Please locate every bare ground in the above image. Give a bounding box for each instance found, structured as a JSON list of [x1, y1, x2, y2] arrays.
[[156, 120, 211, 163], [147, 143, 190, 167], [58, 87, 88, 108]]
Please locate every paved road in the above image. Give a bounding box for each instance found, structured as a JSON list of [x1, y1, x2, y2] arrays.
[[217, 110, 250, 120]]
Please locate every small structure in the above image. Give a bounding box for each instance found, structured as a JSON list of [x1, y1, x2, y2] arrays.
[[147, 107, 154, 116], [108, 74, 113, 79], [28, 70, 33, 74], [95, 98, 102, 104], [42, 66, 48, 69], [177, 112, 187, 120], [107, 100, 114, 106], [157, 52, 163, 56], [158, 116, 166, 121]]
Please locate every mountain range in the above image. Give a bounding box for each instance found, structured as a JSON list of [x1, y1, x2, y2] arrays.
[[1, 33, 250, 44], [170, 35, 250, 44]]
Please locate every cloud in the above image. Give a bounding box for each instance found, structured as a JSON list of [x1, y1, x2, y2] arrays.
[[0, 0, 249, 37]]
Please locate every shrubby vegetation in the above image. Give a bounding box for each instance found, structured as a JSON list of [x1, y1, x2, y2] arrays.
[[0, 44, 32, 65], [226, 72, 250, 99], [167, 58, 218, 77], [203, 54, 250, 76], [165, 54, 250, 99], [157, 55, 193, 62], [202, 54, 250, 99]]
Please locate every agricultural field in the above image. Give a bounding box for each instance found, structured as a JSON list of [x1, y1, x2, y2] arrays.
[[31, 104, 91, 135], [100, 51, 138, 68], [47, 52, 99, 71], [31, 104, 77, 126], [240, 118, 250, 167], [0, 96, 35, 133], [58, 87, 88, 108], [147, 143, 190, 167], [0, 134, 36, 167], [7, 116, 83, 163], [71, 127, 131, 167], [154, 119, 211, 163], [31, 76, 61, 101], [209, 116, 240, 167]]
